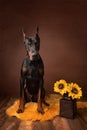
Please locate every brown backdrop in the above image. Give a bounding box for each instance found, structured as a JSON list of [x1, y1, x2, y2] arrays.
[[0, 0, 87, 96]]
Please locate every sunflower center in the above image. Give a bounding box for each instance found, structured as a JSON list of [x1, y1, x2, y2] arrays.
[[58, 83, 64, 89], [71, 87, 78, 94]]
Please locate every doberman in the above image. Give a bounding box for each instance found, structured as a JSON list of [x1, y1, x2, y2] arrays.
[[17, 27, 49, 114]]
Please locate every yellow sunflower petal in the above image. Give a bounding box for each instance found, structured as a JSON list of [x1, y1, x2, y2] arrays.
[[67, 83, 82, 99], [53, 79, 68, 95]]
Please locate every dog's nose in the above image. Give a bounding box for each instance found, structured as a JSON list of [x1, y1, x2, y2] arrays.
[[32, 55, 38, 60]]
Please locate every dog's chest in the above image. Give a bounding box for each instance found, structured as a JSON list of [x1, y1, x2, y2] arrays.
[[22, 56, 43, 79], [29, 63, 39, 77], [24, 59, 41, 79], [26, 63, 40, 93]]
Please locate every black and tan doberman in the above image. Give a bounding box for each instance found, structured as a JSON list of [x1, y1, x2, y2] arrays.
[[17, 28, 49, 114]]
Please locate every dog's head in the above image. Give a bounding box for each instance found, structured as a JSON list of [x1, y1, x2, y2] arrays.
[[23, 27, 40, 61]]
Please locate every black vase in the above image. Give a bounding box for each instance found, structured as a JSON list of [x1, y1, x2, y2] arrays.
[[63, 93, 72, 100], [60, 94, 77, 119]]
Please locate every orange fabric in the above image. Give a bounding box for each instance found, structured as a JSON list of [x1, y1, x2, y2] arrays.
[[6, 94, 87, 121]]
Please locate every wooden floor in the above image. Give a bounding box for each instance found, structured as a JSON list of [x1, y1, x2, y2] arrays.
[[0, 96, 87, 130]]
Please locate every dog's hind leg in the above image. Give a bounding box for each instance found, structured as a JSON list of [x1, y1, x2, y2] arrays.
[[24, 85, 32, 102]]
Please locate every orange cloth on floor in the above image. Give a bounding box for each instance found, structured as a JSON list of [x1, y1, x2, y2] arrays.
[[6, 94, 87, 121]]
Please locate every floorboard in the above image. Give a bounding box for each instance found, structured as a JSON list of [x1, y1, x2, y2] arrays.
[[0, 96, 87, 130]]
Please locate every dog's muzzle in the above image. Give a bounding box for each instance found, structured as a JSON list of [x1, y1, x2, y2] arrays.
[[32, 54, 38, 60]]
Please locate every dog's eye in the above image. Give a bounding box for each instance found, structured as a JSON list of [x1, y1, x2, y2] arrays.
[[29, 38, 32, 42]]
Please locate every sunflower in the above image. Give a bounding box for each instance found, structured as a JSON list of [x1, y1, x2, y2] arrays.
[[54, 79, 68, 95], [67, 83, 82, 99]]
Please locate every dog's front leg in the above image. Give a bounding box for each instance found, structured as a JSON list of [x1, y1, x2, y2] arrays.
[[17, 78, 25, 113], [37, 78, 44, 114]]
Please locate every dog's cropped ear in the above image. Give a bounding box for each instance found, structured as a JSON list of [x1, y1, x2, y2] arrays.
[[35, 26, 40, 41], [36, 26, 39, 37], [37, 26, 39, 34], [35, 26, 40, 50], [22, 28, 26, 40]]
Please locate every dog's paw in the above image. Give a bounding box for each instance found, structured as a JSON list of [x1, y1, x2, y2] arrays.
[[43, 100, 50, 106], [37, 107, 44, 114], [17, 108, 24, 113], [44, 101, 50, 106]]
